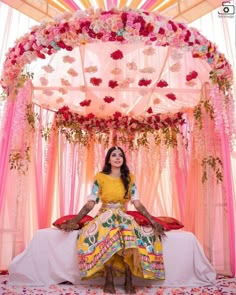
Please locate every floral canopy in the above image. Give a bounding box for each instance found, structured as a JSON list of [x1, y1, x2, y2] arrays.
[[0, 7, 234, 149]]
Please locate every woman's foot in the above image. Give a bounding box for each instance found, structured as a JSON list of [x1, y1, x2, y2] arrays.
[[124, 282, 136, 294], [103, 281, 116, 294], [103, 265, 116, 294], [124, 263, 136, 294]]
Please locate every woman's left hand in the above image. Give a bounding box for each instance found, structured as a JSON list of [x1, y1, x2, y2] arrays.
[[60, 220, 80, 232]]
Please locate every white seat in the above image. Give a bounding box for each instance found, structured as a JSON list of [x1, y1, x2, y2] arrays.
[[8, 228, 217, 287]]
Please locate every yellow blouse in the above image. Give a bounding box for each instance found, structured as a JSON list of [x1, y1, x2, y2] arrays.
[[89, 172, 137, 204]]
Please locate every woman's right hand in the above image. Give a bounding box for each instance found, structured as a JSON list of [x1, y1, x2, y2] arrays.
[[151, 221, 166, 241], [60, 220, 80, 232]]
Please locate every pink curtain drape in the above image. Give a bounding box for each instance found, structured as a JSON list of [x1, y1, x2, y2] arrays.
[[0, 81, 34, 267]]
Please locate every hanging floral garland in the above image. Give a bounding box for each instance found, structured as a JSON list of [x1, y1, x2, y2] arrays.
[[55, 106, 186, 148]]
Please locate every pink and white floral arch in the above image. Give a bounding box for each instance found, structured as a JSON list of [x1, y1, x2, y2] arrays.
[[0, 7, 234, 147]]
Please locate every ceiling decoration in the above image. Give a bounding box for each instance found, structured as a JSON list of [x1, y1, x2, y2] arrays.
[[1, 0, 223, 23], [1, 7, 233, 149]]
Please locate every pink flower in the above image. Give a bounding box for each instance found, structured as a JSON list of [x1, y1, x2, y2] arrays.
[[67, 68, 78, 77], [104, 96, 115, 103], [63, 55, 75, 63], [110, 50, 123, 60], [166, 93, 176, 101], [84, 66, 98, 73]]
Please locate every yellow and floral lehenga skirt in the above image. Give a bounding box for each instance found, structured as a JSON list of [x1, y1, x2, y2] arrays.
[[77, 204, 165, 280]]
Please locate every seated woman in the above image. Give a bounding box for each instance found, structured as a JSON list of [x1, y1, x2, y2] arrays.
[[60, 146, 166, 294]]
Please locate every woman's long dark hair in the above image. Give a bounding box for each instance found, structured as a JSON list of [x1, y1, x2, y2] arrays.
[[101, 146, 130, 199]]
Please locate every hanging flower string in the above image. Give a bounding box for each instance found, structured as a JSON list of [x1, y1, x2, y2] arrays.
[[0, 7, 233, 94], [55, 106, 186, 148]]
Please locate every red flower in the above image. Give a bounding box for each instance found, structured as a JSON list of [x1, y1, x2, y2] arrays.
[[168, 20, 177, 32], [90, 77, 102, 86], [108, 80, 118, 88], [166, 93, 176, 101], [186, 70, 198, 81], [57, 40, 66, 49], [19, 44, 25, 55], [164, 117, 171, 124], [96, 32, 103, 39], [67, 46, 73, 51], [116, 35, 125, 42], [154, 114, 160, 122], [147, 107, 153, 114], [36, 51, 46, 59], [80, 99, 91, 107], [184, 30, 191, 42], [113, 111, 122, 119], [86, 113, 95, 119], [146, 23, 154, 32], [157, 79, 168, 88], [88, 29, 96, 38], [110, 50, 123, 60], [138, 78, 152, 86], [121, 12, 128, 24], [158, 27, 165, 35], [80, 21, 91, 30], [104, 96, 115, 103], [58, 106, 70, 114]]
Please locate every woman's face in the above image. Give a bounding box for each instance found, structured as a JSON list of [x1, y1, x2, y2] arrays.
[[109, 149, 124, 168]]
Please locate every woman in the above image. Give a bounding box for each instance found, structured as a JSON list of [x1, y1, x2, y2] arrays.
[[61, 146, 166, 294]]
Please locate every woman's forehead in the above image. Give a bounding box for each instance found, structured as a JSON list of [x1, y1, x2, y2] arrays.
[[110, 150, 123, 155]]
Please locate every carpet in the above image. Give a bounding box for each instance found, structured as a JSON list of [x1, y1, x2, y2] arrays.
[[0, 276, 236, 295]]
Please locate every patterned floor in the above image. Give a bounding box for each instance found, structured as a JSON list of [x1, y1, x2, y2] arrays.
[[0, 276, 236, 295]]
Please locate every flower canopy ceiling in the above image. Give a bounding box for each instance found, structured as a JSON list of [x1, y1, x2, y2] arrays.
[[0, 5, 234, 149], [30, 42, 210, 116], [1, 7, 232, 117]]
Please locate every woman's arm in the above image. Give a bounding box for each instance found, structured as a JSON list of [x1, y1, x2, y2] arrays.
[[60, 200, 95, 232], [132, 200, 166, 238]]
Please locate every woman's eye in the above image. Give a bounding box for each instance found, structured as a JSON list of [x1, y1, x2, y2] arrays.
[[111, 153, 123, 157]]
